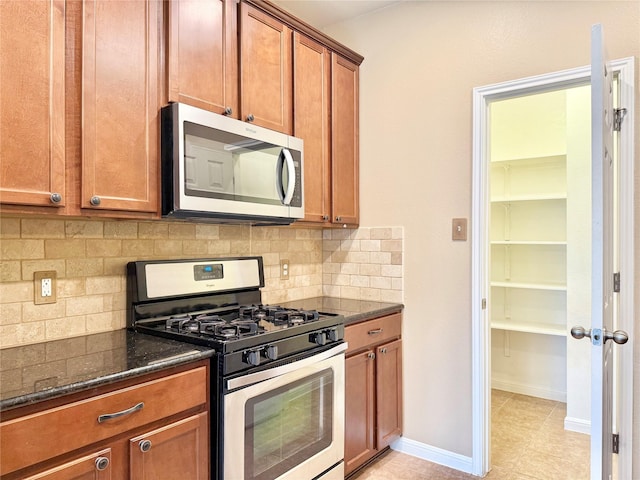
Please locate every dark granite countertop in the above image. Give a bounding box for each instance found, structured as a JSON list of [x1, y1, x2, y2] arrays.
[[0, 297, 401, 411], [0, 330, 214, 411], [280, 296, 403, 326]]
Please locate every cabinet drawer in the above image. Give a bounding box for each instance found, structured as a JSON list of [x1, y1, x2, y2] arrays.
[[0, 366, 207, 475], [345, 313, 401, 354]]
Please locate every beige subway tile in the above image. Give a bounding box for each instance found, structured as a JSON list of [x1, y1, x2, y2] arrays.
[[66, 294, 104, 316], [22, 299, 65, 321], [138, 222, 168, 239], [277, 228, 297, 239], [21, 259, 65, 280], [302, 285, 322, 298], [1, 239, 44, 260], [381, 239, 403, 252], [219, 225, 250, 240], [103, 291, 126, 312], [322, 240, 340, 252], [392, 227, 403, 239], [345, 251, 370, 264], [323, 285, 341, 297], [323, 263, 340, 274], [251, 240, 271, 253], [350, 275, 370, 288], [0, 368, 23, 393], [46, 316, 86, 341], [86, 239, 122, 258], [392, 278, 403, 290], [251, 227, 279, 240], [1, 322, 46, 348], [45, 239, 86, 259], [1, 261, 22, 281], [230, 240, 251, 255], [340, 286, 360, 299], [65, 220, 104, 238], [0, 281, 33, 303], [112, 310, 126, 330], [289, 251, 318, 265], [330, 251, 348, 263], [353, 228, 371, 240], [380, 289, 403, 303], [340, 263, 359, 275], [86, 312, 118, 333], [381, 265, 403, 277], [182, 240, 208, 255], [322, 229, 332, 240], [330, 229, 350, 240], [0, 303, 22, 325], [360, 288, 382, 301], [371, 277, 392, 289], [360, 264, 381, 276], [195, 224, 220, 239], [391, 252, 403, 265], [341, 239, 361, 251], [154, 240, 183, 256], [85, 276, 121, 295], [322, 250, 333, 263], [360, 240, 380, 252], [66, 258, 104, 277], [332, 274, 350, 286], [0, 217, 21, 238], [260, 252, 279, 266], [22, 218, 65, 238], [207, 240, 231, 255], [370, 227, 392, 240], [296, 228, 322, 240], [122, 239, 154, 256], [104, 221, 139, 239], [168, 222, 196, 239], [370, 252, 392, 265], [104, 258, 131, 276], [58, 278, 86, 298], [270, 240, 289, 252]]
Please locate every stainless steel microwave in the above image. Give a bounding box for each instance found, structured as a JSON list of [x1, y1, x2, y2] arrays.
[[161, 103, 304, 224]]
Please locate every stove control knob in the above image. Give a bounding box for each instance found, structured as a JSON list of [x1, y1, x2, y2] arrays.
[[311, 332, 327, 346], [244, 350, 261, 366], [326, 328, 339, 342], [264, 345, 278, 361]]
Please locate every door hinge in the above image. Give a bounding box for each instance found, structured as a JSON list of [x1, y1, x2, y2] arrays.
[[613, 272, 620, 293], [482, 298, 486, 310], [614, 108, 627, 132], [613, 433, 619, 454]]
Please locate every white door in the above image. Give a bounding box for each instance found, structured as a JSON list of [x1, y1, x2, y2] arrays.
[[571, 23, 629, 480]]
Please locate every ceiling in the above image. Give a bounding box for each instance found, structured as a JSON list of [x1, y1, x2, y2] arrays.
[[271, 0, 401, 29]]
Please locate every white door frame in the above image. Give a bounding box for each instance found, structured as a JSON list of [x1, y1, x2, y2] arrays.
[[471, 58, 635, 478]]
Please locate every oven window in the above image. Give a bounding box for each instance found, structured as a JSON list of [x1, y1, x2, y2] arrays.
[[245, 369, 334, 480]]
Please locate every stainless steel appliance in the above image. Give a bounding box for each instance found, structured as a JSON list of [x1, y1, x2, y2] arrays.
[[127, 257, 345, 480], [161, 103, 304, 224]]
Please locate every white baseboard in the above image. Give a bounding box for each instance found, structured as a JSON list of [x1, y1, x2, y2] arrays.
[[564, 416, 591, 435], [491, 378, 566, 402], [391, 437, 473, 474]]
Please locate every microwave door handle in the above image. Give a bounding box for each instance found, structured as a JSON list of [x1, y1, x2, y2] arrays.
[[281, 148, 295, 205]]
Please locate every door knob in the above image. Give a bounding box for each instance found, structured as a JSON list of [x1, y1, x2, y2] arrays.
[[571, 326, 629, 345]]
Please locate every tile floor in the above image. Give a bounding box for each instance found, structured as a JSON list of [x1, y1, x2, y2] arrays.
[[351, 390, 590, 479]]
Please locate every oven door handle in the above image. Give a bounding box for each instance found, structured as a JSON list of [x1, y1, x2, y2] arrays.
[[226, 342, 347, 391]]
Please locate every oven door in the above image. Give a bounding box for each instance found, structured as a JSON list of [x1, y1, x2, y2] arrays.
[[223, 343, 346, 480]]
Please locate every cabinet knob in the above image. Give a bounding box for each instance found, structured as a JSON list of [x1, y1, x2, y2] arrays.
[[322, 215, 329, 221], [223, 107, 232, 116], [335, 216, 342, 222], [90, 196, 101, 206], [367, 352, 375, 360], [95, 456, 109, 471], [50, 193, 62, 204], [139, 439, 152, 452], [380, 347, 387, 354], [246, 114, 255, 122]]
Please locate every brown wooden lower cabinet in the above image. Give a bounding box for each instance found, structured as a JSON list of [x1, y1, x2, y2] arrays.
[[0, 361, 209, 480], [344, 313, 403, 476]]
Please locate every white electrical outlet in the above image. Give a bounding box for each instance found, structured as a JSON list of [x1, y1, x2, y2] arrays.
[[41, 278, 52, 297]]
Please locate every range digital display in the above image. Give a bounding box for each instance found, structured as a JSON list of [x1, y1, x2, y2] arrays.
[[193, 263, 224, 281]]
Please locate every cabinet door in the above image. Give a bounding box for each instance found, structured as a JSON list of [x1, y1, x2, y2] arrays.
[[293, 33, 331, 223], [331, 53, 359, 225], [24, 449, 112, 480], [344, 350, 376, 475], [129, 412, 208, 480], [240, 3, 292, 134], [376, 339, 403, 449], [168, 0, 238, 116], [0, 0, 65, 208], [82, 0, 160, 213]]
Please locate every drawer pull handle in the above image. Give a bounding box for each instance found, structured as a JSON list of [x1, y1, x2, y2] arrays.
[[139, 439, 152, 452], [97, 402, 144, 423], [368, 328, 383, 335], [95, 456, 109, 471]]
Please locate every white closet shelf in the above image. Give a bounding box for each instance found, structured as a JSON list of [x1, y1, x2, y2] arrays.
[[491, 320, 566, 337], [491, 193, 567, 203], [490, 154, 567, 165], [491, 281, 567, 291]]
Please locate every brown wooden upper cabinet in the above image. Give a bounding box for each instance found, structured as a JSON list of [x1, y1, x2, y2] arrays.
[[167, 0, 239, 117], [0, 0, 66, 209], [240, 3, 293, 134], [81, 0, 161, 214]]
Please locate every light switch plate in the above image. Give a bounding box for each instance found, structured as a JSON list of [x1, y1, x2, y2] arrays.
[[34, 271, 57, 304], [452, 218, 468, 241]]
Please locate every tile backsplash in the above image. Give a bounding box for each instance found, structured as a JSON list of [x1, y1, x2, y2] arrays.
[[0, 217, 403, 348]]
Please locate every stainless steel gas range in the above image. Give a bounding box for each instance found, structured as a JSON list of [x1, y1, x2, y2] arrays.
[[127, 257, 346, 480]]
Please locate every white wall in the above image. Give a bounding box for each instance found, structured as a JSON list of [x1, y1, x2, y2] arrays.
[[323, 0, 640, 463]]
